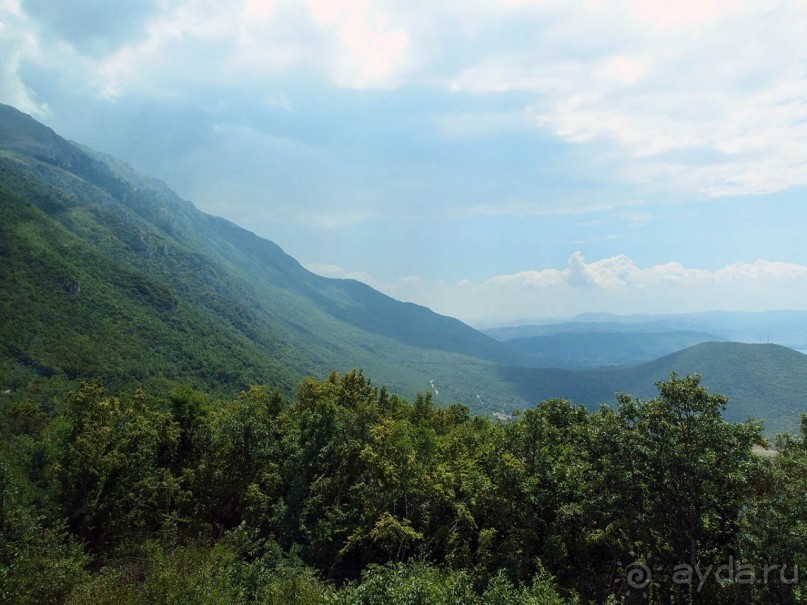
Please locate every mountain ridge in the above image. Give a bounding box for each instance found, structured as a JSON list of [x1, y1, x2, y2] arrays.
[[0, 102, 525, 409]]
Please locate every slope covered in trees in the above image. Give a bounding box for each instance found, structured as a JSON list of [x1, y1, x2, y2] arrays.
[[0, 102, 526, 411], [1, 372, 803, 603]]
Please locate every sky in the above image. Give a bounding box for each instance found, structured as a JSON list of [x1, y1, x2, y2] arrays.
[[2, 0, 807, 324]]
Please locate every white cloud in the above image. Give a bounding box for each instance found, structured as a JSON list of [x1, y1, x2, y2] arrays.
[[447, 0, 807, 197], [303, 262, 375, 284], [0, 5, 47, 115], [10, 0, 805, 203], [0, 0, 20, 16], [303, 210, 378, 230], [243, 0, 275, 21], [716, 260, 807, 283], [628, 0, 751, 30], [360, 253, 807, 322], [488, 267, 567, 288], [5, 0, 807, 229], [95, 0, 247, 99], [263, 92, 293, 112], [305, 0, 411, 89], [614, 210, 654, 225], [431, 110, 533, 140], [88, 0, 412, 98], [304, 262, 344, 277]]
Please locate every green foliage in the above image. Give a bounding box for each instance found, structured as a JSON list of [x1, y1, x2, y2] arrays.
[[0, 462, 88, 604], [63, 539, 327, 605], [736, 416, 807, 605], [1, 371, 804, 603], [53, 381, 189, 549], [328, 562, 570, 605], [327, 562, 477, 605], [596, 374, 760, 603]]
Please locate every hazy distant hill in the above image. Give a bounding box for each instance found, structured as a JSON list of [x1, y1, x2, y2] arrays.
[[486, 311, 807, 350], [499, 330, 724, 368], [501, 342, 807, 434]]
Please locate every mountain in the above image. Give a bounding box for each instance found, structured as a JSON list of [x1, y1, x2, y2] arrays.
[[485, 311, 807, 369], [499, 330, 724, 368], [485, 310, 807, 351], [501, 342, 807, 434], [0, 103, 524, 409]]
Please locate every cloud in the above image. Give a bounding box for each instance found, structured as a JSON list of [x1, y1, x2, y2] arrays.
[[55, 0, 412, 99], [360, 253, 807, 322], [0, 3, 47, 115], [8, 0, 806, 201], [95, 0, 252, 99], [431, 110, 533, 141], [716, 260, 807, 283], [447, 0, 807, 197], [304, 262, 346, 278], [488, 267, 567, 288], [4, 0, 806, 265], [614, 210, 654, 225], [628, 0, 748, 30], [303, 262, 375, 284], [305, 0, 412, 89], [303, 210, 378, 230], [263, 92, 293, 112], [21, 0, 163, 56]]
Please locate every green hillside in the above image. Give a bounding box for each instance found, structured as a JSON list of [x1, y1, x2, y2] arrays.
[[0, 103, 524, 410], [502, 342, 807, 434]]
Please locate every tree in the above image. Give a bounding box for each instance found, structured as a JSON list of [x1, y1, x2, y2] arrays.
[[737, 414, 806, 605], [55, 381, 187, 550], [613, 373, 760, 603]]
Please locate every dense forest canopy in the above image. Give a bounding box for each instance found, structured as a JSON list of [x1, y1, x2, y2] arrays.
[[1, 371, 804, 604]]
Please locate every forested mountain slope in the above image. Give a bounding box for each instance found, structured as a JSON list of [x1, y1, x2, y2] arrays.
[[0, 103, 523, 408]]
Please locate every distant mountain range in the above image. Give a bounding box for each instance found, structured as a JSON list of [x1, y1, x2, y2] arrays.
[[1, 102, 805, 434], [485, 310, 807, 351], [492, 330, 725, 369]]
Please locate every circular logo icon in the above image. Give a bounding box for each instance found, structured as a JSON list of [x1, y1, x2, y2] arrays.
[[626, 562, 652, 590]]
